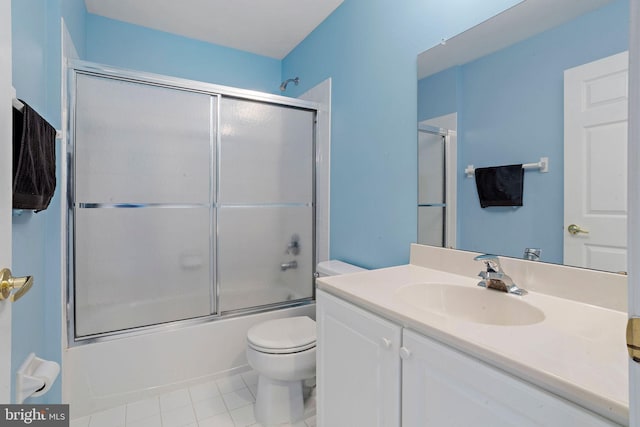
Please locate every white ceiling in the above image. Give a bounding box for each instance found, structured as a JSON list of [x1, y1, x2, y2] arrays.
[[84, 0, 344, 59]]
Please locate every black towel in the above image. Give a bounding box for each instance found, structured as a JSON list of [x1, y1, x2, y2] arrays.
[[12, 100, 56, 211], [474, 164, 524, 208]]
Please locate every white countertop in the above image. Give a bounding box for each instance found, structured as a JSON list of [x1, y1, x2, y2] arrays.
[[317, 264, 629, 425]]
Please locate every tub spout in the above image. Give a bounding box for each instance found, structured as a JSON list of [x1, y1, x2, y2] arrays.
[[281, 260, 298, 271]]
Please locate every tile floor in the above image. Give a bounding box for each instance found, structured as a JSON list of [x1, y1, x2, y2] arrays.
[[69, 370, 316, 427]]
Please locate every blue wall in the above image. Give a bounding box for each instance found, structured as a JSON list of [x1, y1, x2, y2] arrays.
[[7, 0, 544, 404], [418, 66, 460, 122], [11, 0, 86, 404], [418, 0, 628, 263], [85, 14, 282, 94], [281, 0, 522, 268], [84, 0, 523, 270]]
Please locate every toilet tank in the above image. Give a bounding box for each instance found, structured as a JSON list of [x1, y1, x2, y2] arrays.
[[316, 260, 367, 277]]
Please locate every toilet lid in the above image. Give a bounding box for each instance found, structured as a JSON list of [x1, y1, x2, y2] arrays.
[[247, 316, 316, 354]]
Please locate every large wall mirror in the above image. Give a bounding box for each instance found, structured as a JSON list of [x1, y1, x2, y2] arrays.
[[417, 0, 629, 273]]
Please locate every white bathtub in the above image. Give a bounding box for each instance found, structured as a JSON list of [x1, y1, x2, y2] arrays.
[[63, 303, 315, 418]]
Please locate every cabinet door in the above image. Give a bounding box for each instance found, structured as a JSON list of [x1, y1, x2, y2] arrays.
[[402, 329, 619, 427], [317, 290, 401, 427]]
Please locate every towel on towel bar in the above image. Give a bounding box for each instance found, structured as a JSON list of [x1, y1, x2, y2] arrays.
[[12, 100, 56, 211], [474, 164, 524, 208]]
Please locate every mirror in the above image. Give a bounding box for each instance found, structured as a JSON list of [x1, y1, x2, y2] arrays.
[[417, 0, 629, 272]]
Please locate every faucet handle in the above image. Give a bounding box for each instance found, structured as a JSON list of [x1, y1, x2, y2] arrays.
[[473, 254, 502, 272], [285, 234, 300, 255]]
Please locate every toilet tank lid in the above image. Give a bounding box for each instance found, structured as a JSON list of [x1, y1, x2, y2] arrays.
[[247, 316, 316, 350], [316, 260, 367, 276]]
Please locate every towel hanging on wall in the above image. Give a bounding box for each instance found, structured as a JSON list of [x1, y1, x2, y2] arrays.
[[12, 100, 56, 211], [474, 164, 524, 208]]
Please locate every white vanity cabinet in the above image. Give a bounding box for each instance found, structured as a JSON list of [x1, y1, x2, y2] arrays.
[[317, 289, 621, 427], [401, 329, 618, 427], [316, 290, 402, 427]]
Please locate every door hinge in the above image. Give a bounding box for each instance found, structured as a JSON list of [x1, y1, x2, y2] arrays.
[[626, 317, 640, 362]]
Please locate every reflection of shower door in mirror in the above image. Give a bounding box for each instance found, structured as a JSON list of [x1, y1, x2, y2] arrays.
[[70, 69, 316, 339], [564, 51, 628, 272], [418, 123, 457, 248]]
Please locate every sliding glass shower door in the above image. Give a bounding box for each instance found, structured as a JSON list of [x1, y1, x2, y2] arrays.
[[72, 74, 215, 337], [418, 128, 446, 247], [69, 66, 317, 340], [218, 98, 315, 312]]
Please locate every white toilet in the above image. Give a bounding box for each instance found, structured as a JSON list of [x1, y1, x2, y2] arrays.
[[246, 260, 365, 425]]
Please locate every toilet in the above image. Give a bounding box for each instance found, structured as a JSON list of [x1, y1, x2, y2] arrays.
[[246, 260, 366, 425]]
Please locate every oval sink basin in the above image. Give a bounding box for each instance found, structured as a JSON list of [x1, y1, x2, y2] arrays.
[[396, 283, 545, 326]]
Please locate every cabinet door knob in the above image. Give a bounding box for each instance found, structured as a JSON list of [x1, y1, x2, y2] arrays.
[[381, 337, 392, 349], [400, 346, 412, 359]]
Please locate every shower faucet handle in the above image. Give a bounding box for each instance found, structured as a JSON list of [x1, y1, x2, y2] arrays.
[[285, 234, 300, 255]]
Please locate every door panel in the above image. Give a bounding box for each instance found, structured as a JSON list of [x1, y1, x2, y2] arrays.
[[70, 68, 317, 340], [218, 206, 313, 312], [74, 207, 213, 336], [317, 291, 401, 427], [628, 1, 640, 423], [564, 51, 628, 271], [219, 98, 314, 205], [402, 330, 616, 426], [74, 74, 213, 205], [217, 97, 315, 313], [0, 0, 12, 404], [71, 73, 215, 338]]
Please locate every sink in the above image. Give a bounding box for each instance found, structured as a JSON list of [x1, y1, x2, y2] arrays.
[[395, 283, 545, 326]]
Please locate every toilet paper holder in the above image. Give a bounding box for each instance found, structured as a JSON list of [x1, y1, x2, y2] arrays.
[[16, 353, 60, 403]]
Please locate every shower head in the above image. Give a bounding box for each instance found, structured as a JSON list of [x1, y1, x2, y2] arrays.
[[280, 77, 299, 92]]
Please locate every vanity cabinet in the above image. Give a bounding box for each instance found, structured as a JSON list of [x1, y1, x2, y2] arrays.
[[401, 329, 617, 427], [317, 290, 620, 427], [316, 290, 401, 427]]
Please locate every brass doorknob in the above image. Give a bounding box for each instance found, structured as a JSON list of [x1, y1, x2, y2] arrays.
[[567, 224, 589, 235], [0, 268, 33, 302]]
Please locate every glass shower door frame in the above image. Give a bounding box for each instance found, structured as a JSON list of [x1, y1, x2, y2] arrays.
[[66, 60, 319, 345]]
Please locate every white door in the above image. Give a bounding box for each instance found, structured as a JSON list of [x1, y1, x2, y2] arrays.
[[0, 0, 12, 404], [628, 0, 640, 423], [564, 51, 629, 272]]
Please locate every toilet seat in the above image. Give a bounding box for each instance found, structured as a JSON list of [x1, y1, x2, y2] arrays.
[[247, 316, 316, 354], [248, 341, 315, 354]]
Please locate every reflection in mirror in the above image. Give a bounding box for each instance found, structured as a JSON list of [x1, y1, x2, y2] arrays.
[[417, 0, 629, 272], [418, 116, 457, 249]]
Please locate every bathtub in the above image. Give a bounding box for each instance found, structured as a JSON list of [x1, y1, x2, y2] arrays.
[[63, 303, 315, 418]]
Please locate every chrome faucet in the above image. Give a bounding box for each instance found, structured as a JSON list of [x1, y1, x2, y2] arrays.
[[281, 260, 298, 271], [474, 254, 527, 296], [523, 248, 541, 261]]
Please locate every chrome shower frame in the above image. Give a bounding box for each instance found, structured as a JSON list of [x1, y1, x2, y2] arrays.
[[65, 60, 320, 346]]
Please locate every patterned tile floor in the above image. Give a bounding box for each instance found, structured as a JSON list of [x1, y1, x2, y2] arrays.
[[69, 370, 316, 427]]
